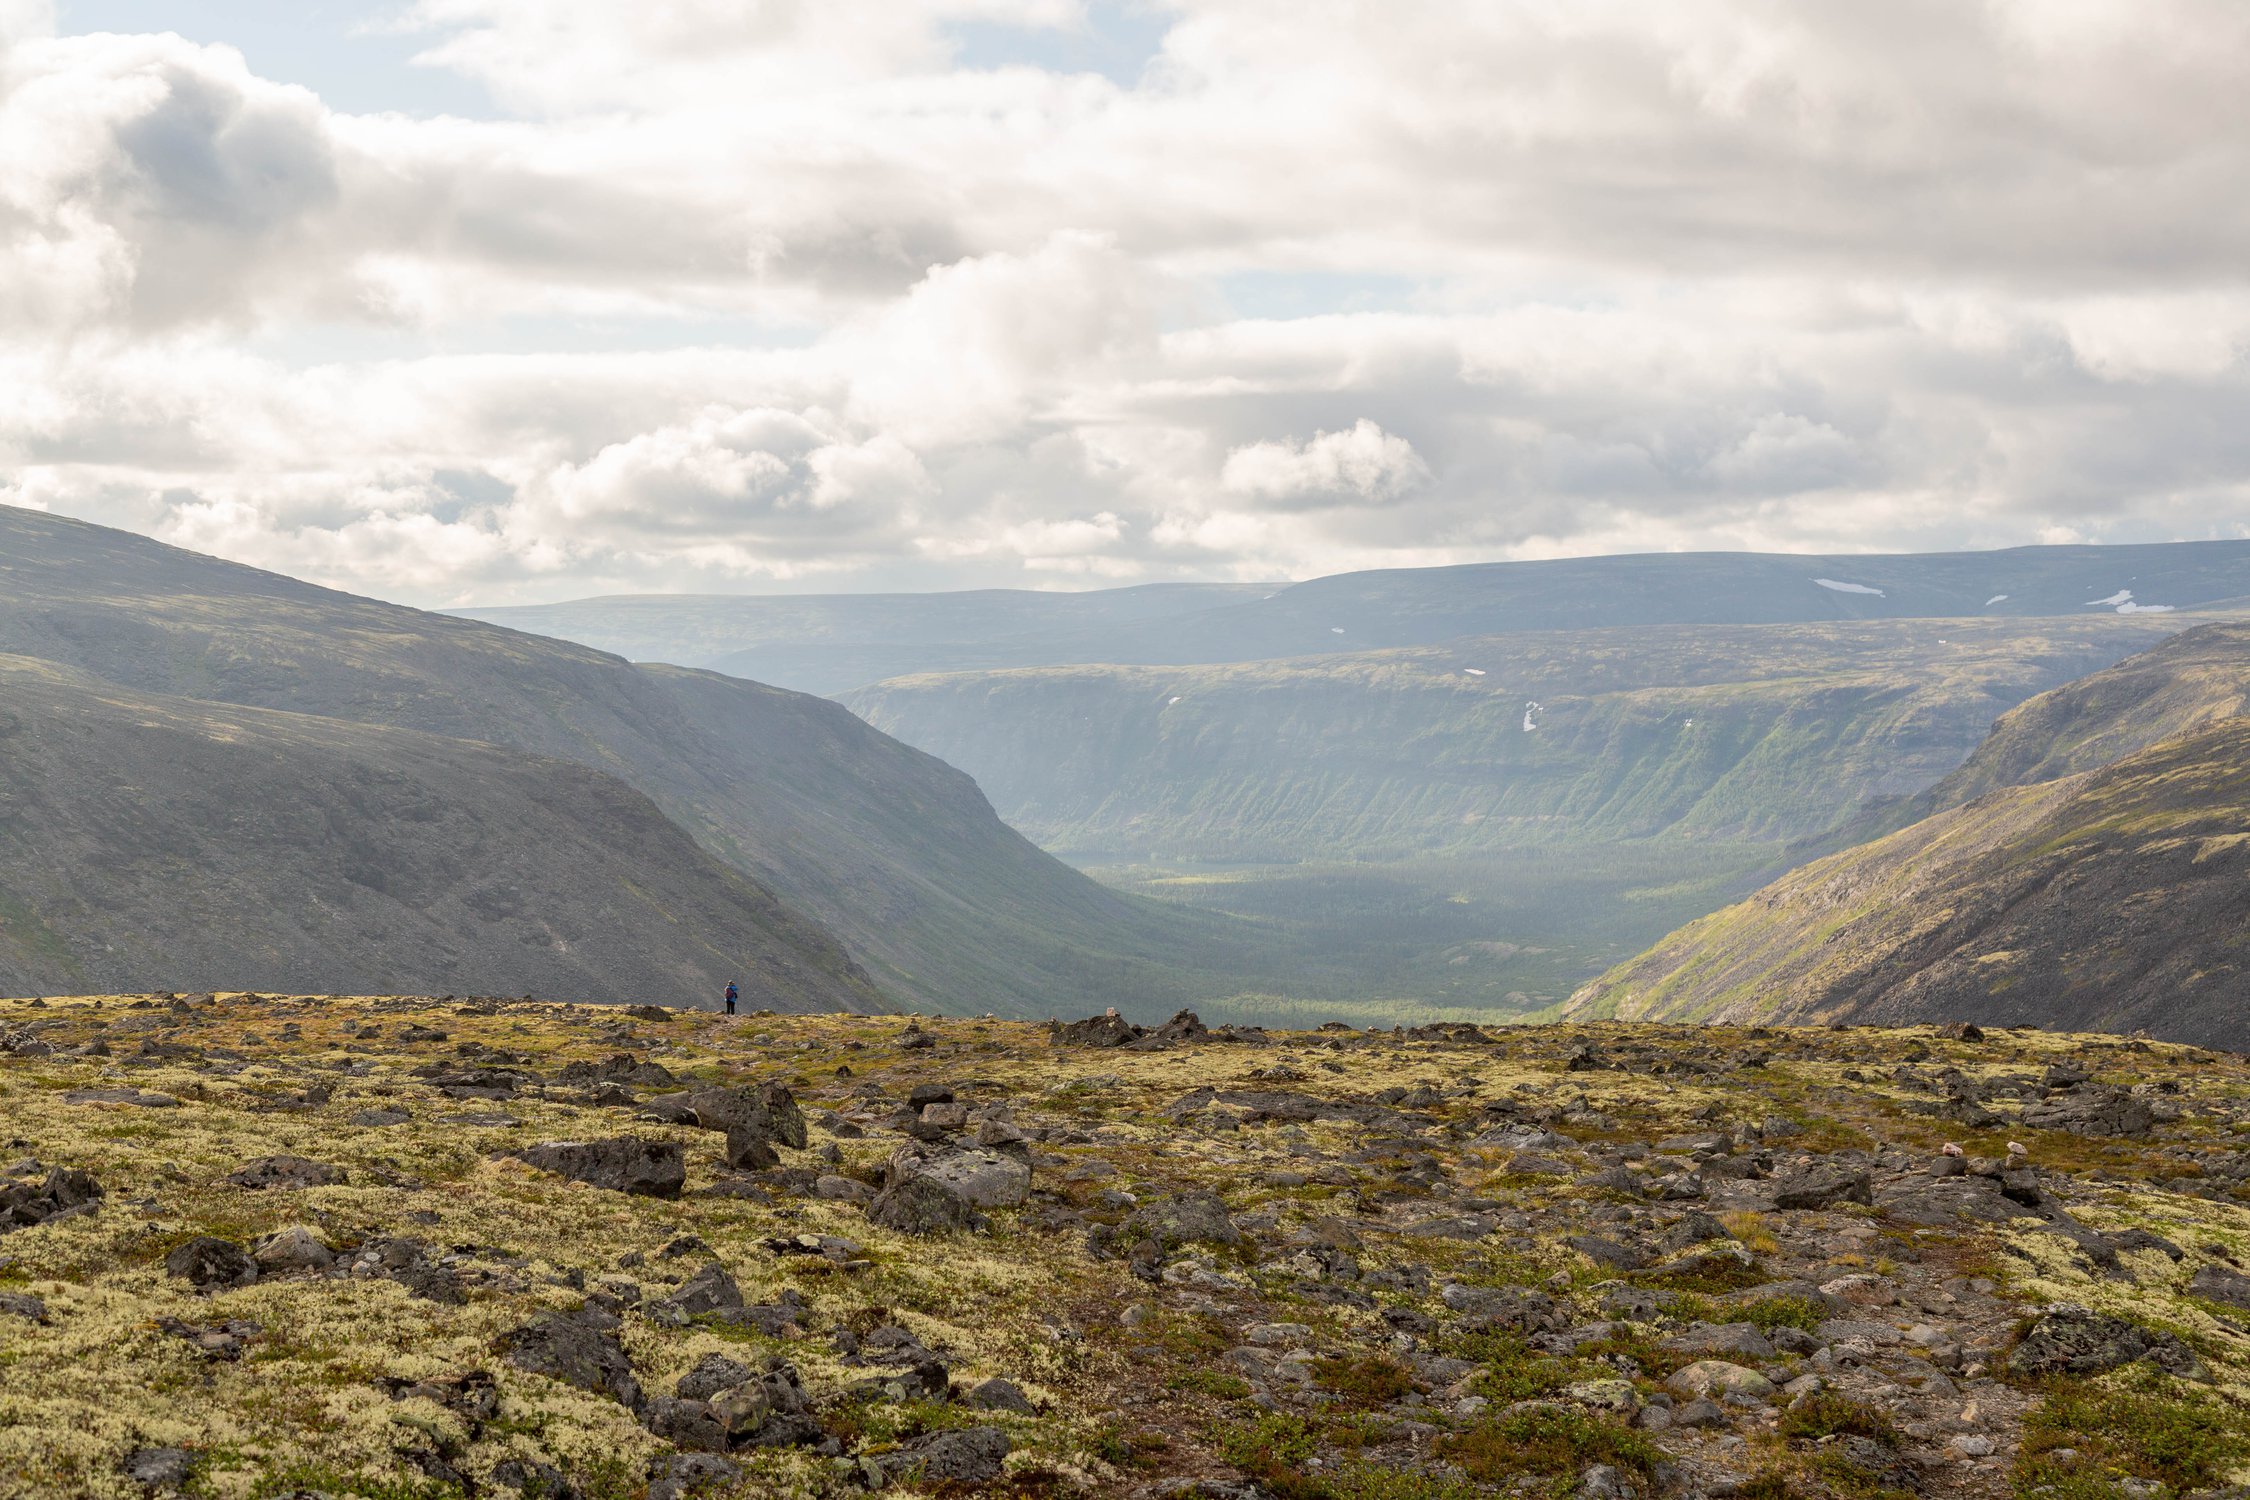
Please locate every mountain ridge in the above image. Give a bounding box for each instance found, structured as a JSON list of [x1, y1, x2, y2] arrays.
[[0, 505, 1261, 1018], [0, 653, 882, 1010]]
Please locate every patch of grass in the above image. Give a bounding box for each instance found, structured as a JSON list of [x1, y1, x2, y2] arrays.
[[1722, 1210, 1781, 1254], [1312, 1353, 1415, 1408], [1166, 1368, 1254, 1400], [1778, 1391, 1902, 1446], [2013, 1375, 2250, 1497], [243, 1465, 469, 1500], [1438, 1406, 1662, 1496], [1739, 1294, 1828, 1335]]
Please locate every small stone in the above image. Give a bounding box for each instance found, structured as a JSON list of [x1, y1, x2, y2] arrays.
[[965, 1376, 1037, 1413], [251, 1225, 334, 1272], [122, 1447, 195, 1490]]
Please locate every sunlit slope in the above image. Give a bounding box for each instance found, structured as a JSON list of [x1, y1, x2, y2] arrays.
[[0, 506, 1258, 1017], [844, 615, 2203, 862], [1925, 621, 2250, 808], [1566, 714, 2250, 1049], [0, 655, 882, 1010]]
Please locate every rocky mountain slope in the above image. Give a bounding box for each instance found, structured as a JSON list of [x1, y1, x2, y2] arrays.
[[467, 540, 2250, 693], [1, 994, 2245, 1498], [0, 506, 1262, 1018], [1922, 622, 2250, 810], [839, 614, 2211, 1019], [0, 655, 880, 1011], [843, 616, 2200, 863], [1566, 713, 2250, 1050]]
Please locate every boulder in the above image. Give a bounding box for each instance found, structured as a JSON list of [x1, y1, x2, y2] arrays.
[[517, 1138, 685, 1199], [866, 1176, 990, 1235], [251, 1226, 335, 1273], [966, 1377, 1037, 1414], [660, 1262, 745, 1319], [886, 1142, 1032, 1209], [641, 1395, 729, 1453], [1770, 1164, 1873, 1211], [2187, 1263, 2250, 1311], [1667, 1360, 1774, 1403], [0, 1166, 103, 1233], [2019, 1088, 2154, 1139], [1050, 1013, 1142, 1047], [647, 1455, 739, 1500], [122, 1447, 195, 1490], [676, 1354, 754, 1402], [223, 1155, 345, 1190], [867, 1426, 1012, 1488], [500, 1308, 643, 1409], [2004, 1304, 2201, 1380], [165, 1236, 257, 1291]]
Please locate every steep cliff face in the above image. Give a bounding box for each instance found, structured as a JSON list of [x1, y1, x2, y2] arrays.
[[845, 616, 2199, 862]]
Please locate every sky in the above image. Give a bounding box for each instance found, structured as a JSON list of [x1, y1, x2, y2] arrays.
[[2, 2, 2248, 606]]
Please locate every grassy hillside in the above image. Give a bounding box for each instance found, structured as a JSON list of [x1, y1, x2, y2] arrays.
[[0, 506, 1265, 1020], [465, 541, 2250, 694], [845, 615, 2204, 862], [1925, 621, 2250, 808], [1566, 713, 2250, 1049], [0, 656, 880, 1011], [844, 613, 2215, 1017]]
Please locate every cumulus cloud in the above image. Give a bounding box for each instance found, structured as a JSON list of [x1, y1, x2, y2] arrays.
[[1220, 420, 1429, 507], [2, 2, 2249, 603]]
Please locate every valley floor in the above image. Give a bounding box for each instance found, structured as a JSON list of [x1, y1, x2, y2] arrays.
[[0, 996, 2247, 1499]]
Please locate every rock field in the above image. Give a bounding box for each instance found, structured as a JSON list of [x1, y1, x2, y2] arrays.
[[1, 995, 2246, 1499]]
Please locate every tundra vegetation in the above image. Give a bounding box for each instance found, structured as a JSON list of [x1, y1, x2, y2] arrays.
[[2, 994, 2246, 1499]]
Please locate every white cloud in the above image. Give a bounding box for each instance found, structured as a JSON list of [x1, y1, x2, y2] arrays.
[[2, 2, 2249, 603], [1220, 420, 1430, 507]]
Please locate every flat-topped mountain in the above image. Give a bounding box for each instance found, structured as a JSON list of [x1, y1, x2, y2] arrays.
[[843, 614, 2203, 862], [464, 540, 2250, 694]]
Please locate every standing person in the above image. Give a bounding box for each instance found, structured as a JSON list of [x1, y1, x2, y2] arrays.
[[724, 982, 738, 1016]]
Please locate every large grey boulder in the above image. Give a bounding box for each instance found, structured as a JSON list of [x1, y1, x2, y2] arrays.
[[2005, 1304, 2201, 1379], [500, 1308, 644, 1409], [517, 1137, 685, 1199], [866, 1176, 989, 1235], [165, 1236, 257, 1291], [886, 1142, 1032, 1209], [224, 1155, 345, 1190]]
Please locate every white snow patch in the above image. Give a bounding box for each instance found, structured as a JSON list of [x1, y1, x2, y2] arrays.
[[1984, 594, 2009, 607], [1167, 696, 1182, 705], [1813, 578, 1886, 597], [1330, 626, 1345, 634], [1683, 718, 1693, 728], [1463, 668, 1486, 676], [1522, 701, 1543, 732], [2085, 589, 2174, 614]]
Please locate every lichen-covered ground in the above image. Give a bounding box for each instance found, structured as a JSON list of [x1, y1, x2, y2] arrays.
[[1, 995, 2247, 1500]]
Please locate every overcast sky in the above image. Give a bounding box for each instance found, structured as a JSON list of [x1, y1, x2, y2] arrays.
[[3, 1, 2248, 605]]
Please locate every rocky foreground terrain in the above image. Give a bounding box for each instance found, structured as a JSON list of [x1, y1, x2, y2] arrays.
[[1, 996, 2246, 1500]]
